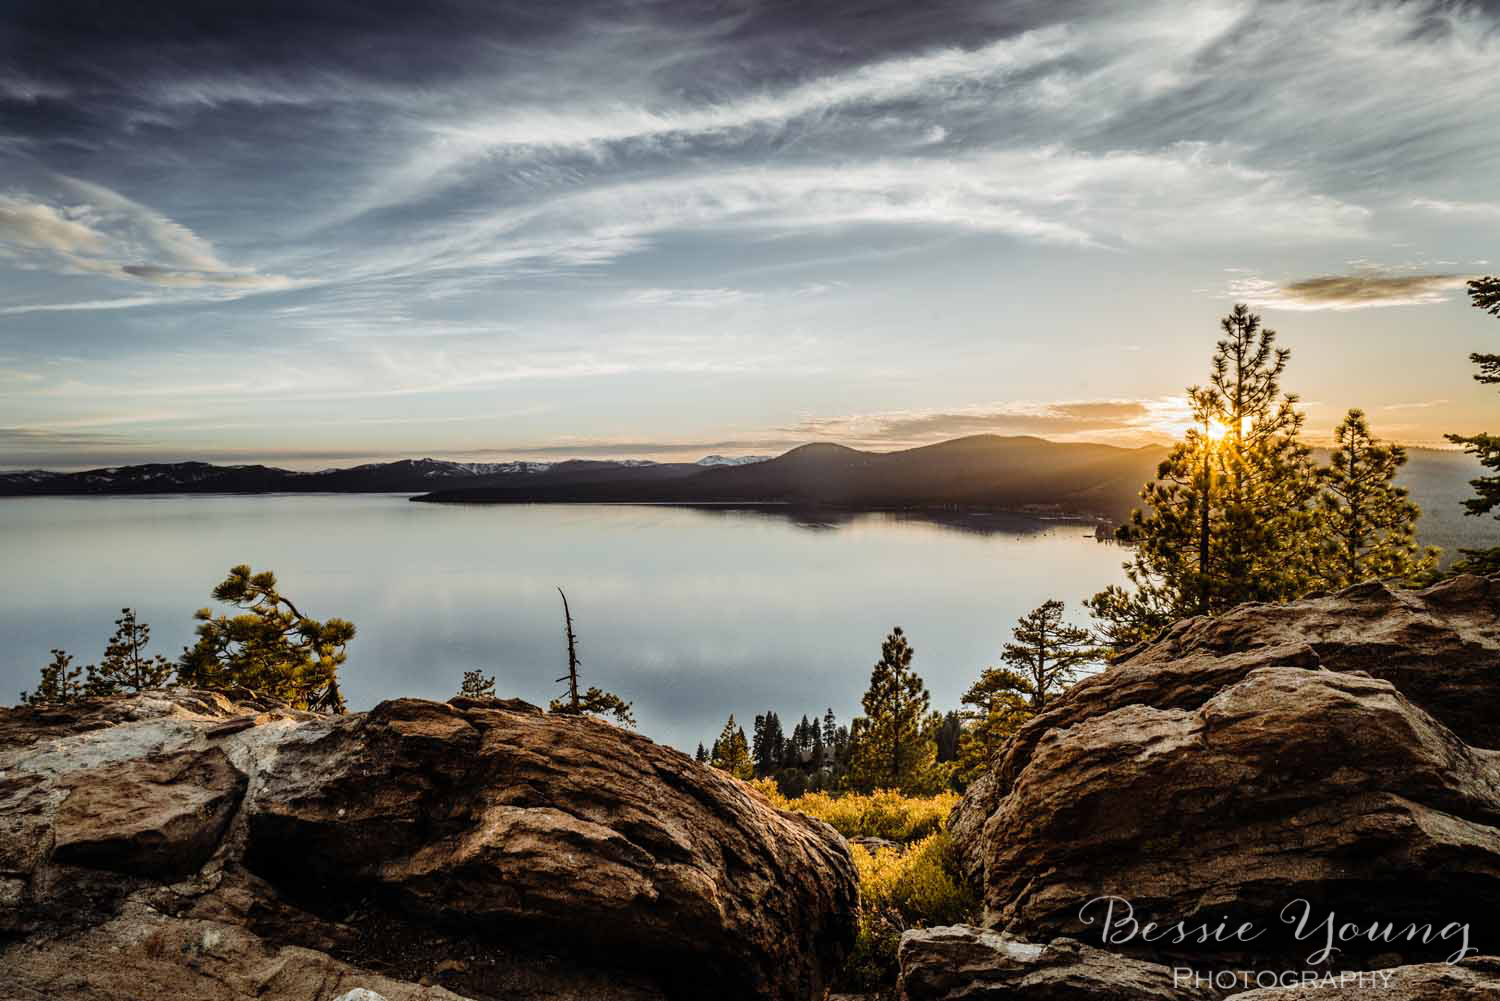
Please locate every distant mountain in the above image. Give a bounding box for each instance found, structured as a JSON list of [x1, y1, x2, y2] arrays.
[[415, 436, 1172, 523], [0, 456, 702, 496], [9, 442, 1492, 559]]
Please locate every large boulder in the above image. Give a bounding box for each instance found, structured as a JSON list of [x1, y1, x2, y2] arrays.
[[928, 576, 1500, 1000], [980, 667, 1500, 957], [0, 690, 858, 1001], [951, 575, 1500, 885]]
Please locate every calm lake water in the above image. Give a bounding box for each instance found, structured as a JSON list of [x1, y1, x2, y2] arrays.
[[0, 495, 1126, 751]]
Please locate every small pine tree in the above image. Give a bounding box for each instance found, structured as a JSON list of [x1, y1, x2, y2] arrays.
[[547, 588, 635, 726], [846, 627, 937, 794], [996, 600, 1097, 714], [88, 608, 174, 695], [458, 669, 497, 699], [1445, 276, 1500, 574], [1317, 409, 1437, 588], [20, 650, 86, 705], [695, 742, 708, 763], [177, 565, 355, 712], [710, 714, 753, 779]]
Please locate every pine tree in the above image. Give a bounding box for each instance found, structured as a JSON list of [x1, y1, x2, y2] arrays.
[[20, 650, 86, 705], [458, 669, 497, 699], [88, 608, 174, 694], [956, 600, 1096, 784], [1089, 306, 1321, 648], [695, 742, 708, 763], [1317, 409, 1437, 588], [547, 588, 634, 726], [933, 711, 963, 764], [956, 670, 1031, 786], [710, 714, 753, 779], [997, 600, 1097, 712], [1446, 276, 1500, 574], [178, 565, 355, 712], [846, 627, 937, 793]]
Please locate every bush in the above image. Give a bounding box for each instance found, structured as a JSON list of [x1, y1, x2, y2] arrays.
[[840, 832, 978, 989], [751, 781, 958, 843], [755, 782, 978, 992]]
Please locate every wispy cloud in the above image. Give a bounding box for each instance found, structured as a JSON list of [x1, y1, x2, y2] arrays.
[[1227, 271, 1471, 310], [622, 287, 753, 308], [1411, 198, 1500, 219], [0, 175, 291, 300], [785, 398, 1188, 448]]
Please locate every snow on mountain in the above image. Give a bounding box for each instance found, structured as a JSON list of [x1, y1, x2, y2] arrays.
[[695, 455, 771, 466]]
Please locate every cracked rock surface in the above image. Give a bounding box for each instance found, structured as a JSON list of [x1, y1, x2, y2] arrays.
[[0, 690, 857, 1001]]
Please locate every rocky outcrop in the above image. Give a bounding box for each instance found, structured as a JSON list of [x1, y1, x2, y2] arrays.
[[897, 926, 1217, 1000], [951, 575, 1500, 886], [922, 576, 1500, 1000], [0, 690, 857, 1001]]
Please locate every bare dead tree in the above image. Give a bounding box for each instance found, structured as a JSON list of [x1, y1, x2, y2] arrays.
[[556, 587, 581, 712]]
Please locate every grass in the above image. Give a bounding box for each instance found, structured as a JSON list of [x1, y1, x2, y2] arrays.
[[753, 780, 978, 991]]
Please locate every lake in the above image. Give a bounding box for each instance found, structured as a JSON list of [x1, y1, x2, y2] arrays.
[[0, 495, 1129, 751]]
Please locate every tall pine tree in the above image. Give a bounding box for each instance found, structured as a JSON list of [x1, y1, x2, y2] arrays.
[[1446, 276, 1500, 574], [847, 627, 937, 793], [956, 600, 1095, 784], [1089, 306, 1320, 648], [1317, 409, 1436, 588]]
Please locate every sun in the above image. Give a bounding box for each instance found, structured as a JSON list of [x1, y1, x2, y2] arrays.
[[1205, 419, 1229, 442]]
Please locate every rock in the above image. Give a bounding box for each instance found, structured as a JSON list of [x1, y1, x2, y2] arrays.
[[934, 575, 1500, 1001], [52, 747, 247, 881], [335, 990, 392, 1001], [978, 666, 1500, 961], [1225, 957, 1500, 998], [0, 689, 857, 1001], [898, 925, 1218, 1000], [953, 574, 1500, 884]]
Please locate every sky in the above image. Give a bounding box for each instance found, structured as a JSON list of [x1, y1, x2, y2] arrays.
[[1, 0, 1498, 470]]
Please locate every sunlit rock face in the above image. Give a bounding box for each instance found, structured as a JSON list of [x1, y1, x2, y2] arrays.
[[0, 690, 857, 1001], [923, 575, 1500, 1001]]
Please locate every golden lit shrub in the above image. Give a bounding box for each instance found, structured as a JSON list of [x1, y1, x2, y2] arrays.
[[762, 786, 959, 843]]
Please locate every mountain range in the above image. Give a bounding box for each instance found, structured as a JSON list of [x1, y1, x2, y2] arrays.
[[5, 436, 1494, 558], [412, 436, 1169, 522]]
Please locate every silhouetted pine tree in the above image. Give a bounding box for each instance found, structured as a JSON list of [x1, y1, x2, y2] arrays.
[[1089, 306, 1320, 647]]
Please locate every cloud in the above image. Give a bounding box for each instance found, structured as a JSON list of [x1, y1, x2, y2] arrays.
[[784, 399, 1185, 448], [623, 287, 753, 308], [1382, 399, 1451, 411], [1411, 198, 1500, 219], [0, 176, 290, 301], [1227, 272, 1471, 310]]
